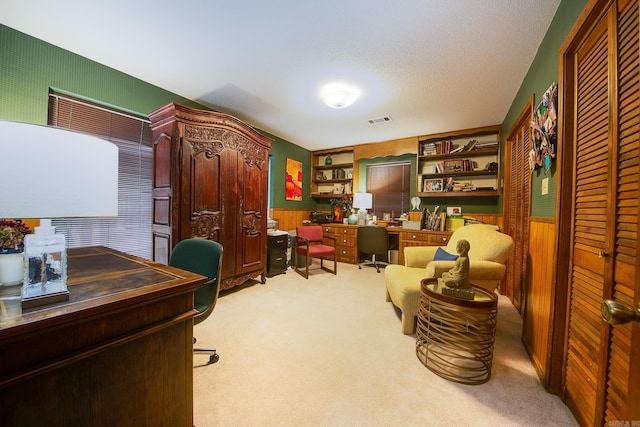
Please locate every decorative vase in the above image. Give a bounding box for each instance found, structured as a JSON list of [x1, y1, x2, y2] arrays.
[[347, 213, 358, 225], [325, 155, 332, 165], [0, 249, 24, 321], [0, 249, 24, 285]]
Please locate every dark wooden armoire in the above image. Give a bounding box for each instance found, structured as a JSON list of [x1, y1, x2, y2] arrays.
[[149, 103, 272, 291]]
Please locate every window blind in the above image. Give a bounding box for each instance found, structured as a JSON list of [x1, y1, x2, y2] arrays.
[[47, 92, 153, 259], [366, 162, 411, 218]]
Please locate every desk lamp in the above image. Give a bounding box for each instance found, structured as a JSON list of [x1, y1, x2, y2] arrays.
[[353, 193, 372, 226], [0, 121, 118, 309]]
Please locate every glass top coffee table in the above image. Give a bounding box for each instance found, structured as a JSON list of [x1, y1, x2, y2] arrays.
[[416, 278, 498, 385]]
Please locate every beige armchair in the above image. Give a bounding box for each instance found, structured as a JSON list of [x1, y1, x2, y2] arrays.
[[384, 223, 514, 334]]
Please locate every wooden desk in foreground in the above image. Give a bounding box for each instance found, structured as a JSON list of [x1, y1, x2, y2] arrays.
[[0, 246, 205, 427]]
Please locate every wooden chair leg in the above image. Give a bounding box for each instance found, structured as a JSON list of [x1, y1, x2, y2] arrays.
[[294, 250, 310, 279], [333, 253, 337, 275]]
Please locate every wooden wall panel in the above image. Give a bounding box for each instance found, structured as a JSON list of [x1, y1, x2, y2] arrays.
[[522, 218, 556, 386], [271, 209, 316, 232], [273, 209, 503, 234]]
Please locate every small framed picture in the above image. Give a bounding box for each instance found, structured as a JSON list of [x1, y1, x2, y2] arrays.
[[423, 178, 443, 192], [444, 160, 463, 172]]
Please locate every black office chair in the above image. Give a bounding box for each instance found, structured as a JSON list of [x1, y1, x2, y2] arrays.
[[357, 226, 390, 273], [169, 238, 223, 364]]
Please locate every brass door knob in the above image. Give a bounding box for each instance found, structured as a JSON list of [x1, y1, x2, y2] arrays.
[[601, 300, 640, 325], [598, 249, 609, 258]]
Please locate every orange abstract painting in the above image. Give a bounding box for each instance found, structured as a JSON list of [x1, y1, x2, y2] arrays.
[[285, 158, 303, 201]]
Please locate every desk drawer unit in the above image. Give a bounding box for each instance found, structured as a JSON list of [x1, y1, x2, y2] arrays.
[[398, 230, 452, 265], [322, 224, 357, 264], [267, 233, 288, 277]]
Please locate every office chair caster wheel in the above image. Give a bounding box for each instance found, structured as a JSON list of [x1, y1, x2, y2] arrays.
[[208, 353, 220, 364]]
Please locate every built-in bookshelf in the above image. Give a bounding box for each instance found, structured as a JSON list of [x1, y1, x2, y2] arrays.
[[417, 125, 501, 197], [311, 147, 354, 199]]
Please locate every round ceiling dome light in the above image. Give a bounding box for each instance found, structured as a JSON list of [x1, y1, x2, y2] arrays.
[[321, 83, 359, 109]]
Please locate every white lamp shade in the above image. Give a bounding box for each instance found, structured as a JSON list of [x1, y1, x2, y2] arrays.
[[353, 192, 372, 210], [0, 121, 119, 219]]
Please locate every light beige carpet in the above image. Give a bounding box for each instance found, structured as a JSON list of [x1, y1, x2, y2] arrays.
[[193, 261, 577, 427]]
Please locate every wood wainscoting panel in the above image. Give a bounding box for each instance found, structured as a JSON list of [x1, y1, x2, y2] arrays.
[[274, 209, 502, 234], [522, 217, 556, 387], [271, 209, 316, 232]]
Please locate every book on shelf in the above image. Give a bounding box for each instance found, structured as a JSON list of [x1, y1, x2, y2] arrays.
[[421, 142, 436, 156], [421, 139, 454, 155], [450, 181, 475, 192], [474, 140, 499, 149], [461, 139, 478, 152], [422, 206, 447, 231]]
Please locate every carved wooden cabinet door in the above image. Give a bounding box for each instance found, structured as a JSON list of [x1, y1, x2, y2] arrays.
[[150, 103, 272, 291], [235, 142, 270, 279], [179, 124, 269, 288]]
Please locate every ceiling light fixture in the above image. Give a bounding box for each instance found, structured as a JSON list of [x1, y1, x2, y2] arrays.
[[321, 83, 359, 109]]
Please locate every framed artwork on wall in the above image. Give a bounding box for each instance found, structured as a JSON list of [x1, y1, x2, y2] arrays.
[[530, 82, 558, 174], [285, 158, 303, 201]]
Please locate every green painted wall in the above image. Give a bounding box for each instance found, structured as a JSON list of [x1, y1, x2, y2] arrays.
[[0, 24, 313, 210], [501, 0, 587, 218], [263, 132, 316, 210], [0, 25, 203, 123]]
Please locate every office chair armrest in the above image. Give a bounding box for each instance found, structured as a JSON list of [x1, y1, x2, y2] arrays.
[[322, 235, 337, 245], [296, 235, 310, 246]]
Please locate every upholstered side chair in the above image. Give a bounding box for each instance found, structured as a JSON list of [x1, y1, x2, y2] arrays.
[[384, 224, 513, 334], [294, 225, 337, 279]]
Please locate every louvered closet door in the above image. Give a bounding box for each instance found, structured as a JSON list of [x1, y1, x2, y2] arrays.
[[505, 114, 531, 313], [563, 0, 640, 425], [605, 0, 639, 421]]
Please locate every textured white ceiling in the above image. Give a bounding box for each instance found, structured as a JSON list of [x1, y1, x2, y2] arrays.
[[1, 0, 561, 150]]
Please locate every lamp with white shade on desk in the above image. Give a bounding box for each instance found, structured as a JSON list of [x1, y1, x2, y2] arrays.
[[0, 121, 119, 311], [353, 192, 372, 226]]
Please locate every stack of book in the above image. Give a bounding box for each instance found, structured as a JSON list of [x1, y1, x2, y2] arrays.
[[451, 181, 476, 192], [421, 142, 437, 156], [421, 140, 454, 155], [449, 138, 499, 153], [474, 140, 499, 149]]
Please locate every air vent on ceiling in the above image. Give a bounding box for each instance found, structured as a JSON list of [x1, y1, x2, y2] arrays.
[[368, 115, 392, 125]]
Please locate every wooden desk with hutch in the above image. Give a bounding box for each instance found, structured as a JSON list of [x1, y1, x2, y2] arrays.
[[319, 224, 452, 265], [0, 246, 205, 427]]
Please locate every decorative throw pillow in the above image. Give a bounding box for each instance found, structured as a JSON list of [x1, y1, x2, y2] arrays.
[[433, 247, 459, 261]]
